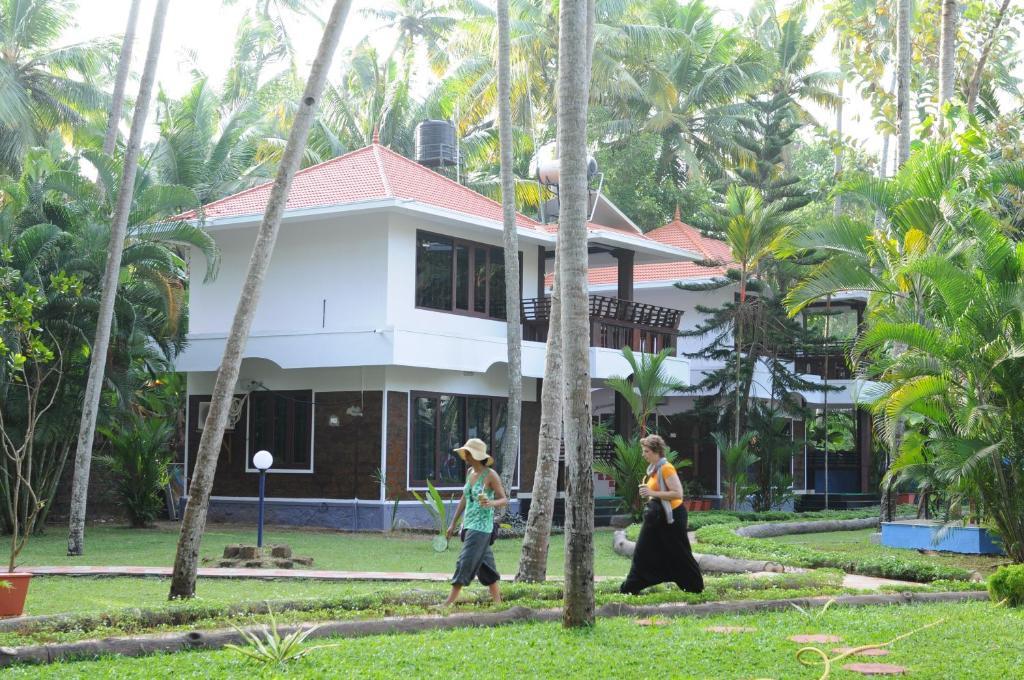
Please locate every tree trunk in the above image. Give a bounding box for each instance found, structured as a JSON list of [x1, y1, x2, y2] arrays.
[[558, 0, 595, 629], [496, 0, 522, 502], [102, 0, 143, 158], [66, 0, 172, 558], [515, 252, 562, 583], [833, 79, 844, 217], [896, 0, 912, 168], [168, 0, 353, 600], [966, 0, 1012, 114], [937, 0, 957, 135]]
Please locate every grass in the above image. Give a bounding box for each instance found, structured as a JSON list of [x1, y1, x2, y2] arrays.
[[693, 524, 974, 582], [4, 570, 854, 648], [769, 529, 1012, 577], [17, 523, 625, 577], [6, 600, 1022, 678]]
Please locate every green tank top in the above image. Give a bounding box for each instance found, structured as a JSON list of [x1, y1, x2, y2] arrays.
[[462, 469, 495, 533]]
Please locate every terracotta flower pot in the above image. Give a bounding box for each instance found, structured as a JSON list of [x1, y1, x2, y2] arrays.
[[0, 572, 31, 617]]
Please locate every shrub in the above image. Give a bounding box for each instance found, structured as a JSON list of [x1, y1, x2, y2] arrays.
[[98, 412, 173, 528], [988, 565, 1024, 607], [693, 523, 972, 582]]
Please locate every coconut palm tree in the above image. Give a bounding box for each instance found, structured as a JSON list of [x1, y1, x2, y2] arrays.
[[603, 0, 766, 183], [895, 0, 912, 167], [362, 0, 458, 77], [0, 0, 112, 171], [515, 249, 563, 583], [152, 77, 271, 204], [103, 0, 142, 157], [495, 0, 522, 499], [558, 0, 595, 629], [170, 0, 353, 601], [67, 0, 172, 558]]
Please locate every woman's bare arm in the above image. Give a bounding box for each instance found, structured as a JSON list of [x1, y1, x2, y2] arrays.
[[482, 470, 508, 508]]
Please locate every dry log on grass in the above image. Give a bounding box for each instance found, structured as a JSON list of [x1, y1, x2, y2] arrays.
[[734, 518, 879, 538]]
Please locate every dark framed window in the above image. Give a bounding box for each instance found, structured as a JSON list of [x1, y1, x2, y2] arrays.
[[249, 390, 313, 471], [409, 391, 515, 488], [415, 230, 519, 319]]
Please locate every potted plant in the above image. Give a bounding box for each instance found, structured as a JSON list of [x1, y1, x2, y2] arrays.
[[0, 275, 72, 616]]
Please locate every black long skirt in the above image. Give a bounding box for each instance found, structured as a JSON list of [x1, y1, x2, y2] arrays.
[[620, 501, 704, 595]]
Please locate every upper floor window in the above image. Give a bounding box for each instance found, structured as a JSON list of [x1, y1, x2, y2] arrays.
[[415, 230, 510, 320]]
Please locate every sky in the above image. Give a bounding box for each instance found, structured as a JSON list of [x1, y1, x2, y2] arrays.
[[67, 1, 906, 157]]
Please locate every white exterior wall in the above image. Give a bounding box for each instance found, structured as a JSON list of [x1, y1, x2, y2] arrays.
[[189, 214, 389, 337]]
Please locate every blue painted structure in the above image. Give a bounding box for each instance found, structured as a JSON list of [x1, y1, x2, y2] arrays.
[[881, 520, 1004, 555]]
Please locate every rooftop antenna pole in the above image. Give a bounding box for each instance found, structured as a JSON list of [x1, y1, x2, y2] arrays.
[[455, 102, 461, 185]]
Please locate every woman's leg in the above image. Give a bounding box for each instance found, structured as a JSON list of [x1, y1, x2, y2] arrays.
[[477, 543, 501, 602], [443, 584, 463, 606], [620, 515, 659, 594], [669, 506, 704, 594]]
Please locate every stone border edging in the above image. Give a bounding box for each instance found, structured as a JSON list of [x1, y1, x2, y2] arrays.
[[0, 591, 988, 667], [734, 517, 879, 538]]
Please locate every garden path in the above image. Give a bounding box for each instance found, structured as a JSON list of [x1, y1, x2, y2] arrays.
[[23, 564, 916, 591]]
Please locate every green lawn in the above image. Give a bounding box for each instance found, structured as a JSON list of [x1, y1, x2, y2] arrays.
[[769, 529, 1011, 576], [18, 523, 625, 577], [6, 600, 1022, 678], [6, 570, 855, 648]]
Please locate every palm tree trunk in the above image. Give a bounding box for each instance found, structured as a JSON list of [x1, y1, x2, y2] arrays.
[[558, 0, 595, 629], [937, 0, 957, 135], [966, 0, 1011, 114], [103, 0, 143, 157], [168, 0, 353, 600], [896, 0, 912, 168], [515, 253, 563, 582], [833, 79, 844, 217], [496, 0, 522, 503], [66, 0, 172, 558]]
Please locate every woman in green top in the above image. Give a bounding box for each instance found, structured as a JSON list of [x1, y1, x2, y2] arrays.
[[442, 438, 508, 606]]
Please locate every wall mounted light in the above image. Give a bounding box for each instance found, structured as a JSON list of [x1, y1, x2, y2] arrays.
[[328, 414, 340, 427]]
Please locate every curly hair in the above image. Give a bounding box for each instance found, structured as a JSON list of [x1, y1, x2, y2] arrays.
[[640, 434, 667, 456]]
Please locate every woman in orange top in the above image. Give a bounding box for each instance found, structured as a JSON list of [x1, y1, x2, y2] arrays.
[[620, 434, 704, 595]]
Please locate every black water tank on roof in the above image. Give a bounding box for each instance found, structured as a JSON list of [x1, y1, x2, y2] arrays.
[[415, 119, 458, 166]]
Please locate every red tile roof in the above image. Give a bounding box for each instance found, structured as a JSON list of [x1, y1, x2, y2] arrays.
[[180, 144, 544, 230], [547, 208, 734, 287]]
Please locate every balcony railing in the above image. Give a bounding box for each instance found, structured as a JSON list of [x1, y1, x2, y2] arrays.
[[522, 295, 682, 354], [788, 342, 853, 380]]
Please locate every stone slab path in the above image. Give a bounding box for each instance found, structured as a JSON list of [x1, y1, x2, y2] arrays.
[[23, 565, 916, 591]]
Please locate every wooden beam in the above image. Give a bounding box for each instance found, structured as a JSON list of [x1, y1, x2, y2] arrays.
[[612, 248, 634, 301]]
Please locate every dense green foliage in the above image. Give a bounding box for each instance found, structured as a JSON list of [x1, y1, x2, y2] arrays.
[[988, 565, 1024, 607]]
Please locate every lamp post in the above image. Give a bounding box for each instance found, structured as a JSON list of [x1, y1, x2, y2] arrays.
[[253, 450, 274, 548]]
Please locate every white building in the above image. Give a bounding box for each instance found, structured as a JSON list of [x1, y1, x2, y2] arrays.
[[176, 142, 699, 529]]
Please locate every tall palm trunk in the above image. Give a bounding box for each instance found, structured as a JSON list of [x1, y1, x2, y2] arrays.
[[888, 0, 914, 521], [496, 0, 522, 502], [103, 0, 142, 157], [66, 0, 172, 558], [558, 0, 595, 629], [168, 0, 353, 600], [516, 252, 562, 582], [937, 0, 957, 135], [896, 0, 912, 168], [966, 0, 1011, 114], [833, 79, 844, 216]]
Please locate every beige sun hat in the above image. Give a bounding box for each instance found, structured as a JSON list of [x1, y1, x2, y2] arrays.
[[454, 438, 493, 466]]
